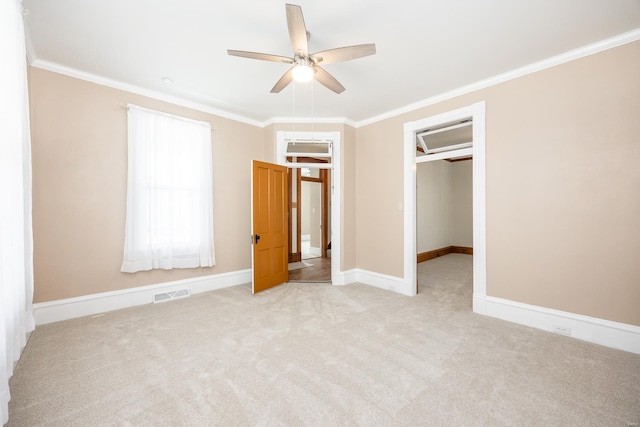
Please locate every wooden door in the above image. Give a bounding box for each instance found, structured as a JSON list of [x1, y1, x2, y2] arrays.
[[251, 160, 288, 293]]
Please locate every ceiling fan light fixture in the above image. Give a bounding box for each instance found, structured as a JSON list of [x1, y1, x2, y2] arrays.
[[227, 4, 375, 93], [292, 64, 313, 83]]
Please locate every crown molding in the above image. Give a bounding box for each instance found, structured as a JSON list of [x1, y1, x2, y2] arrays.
[[29, 58, 265, 128], [27, 28, 640, 130], [355, 27, 640, 128], [264, 116, 356, 128]]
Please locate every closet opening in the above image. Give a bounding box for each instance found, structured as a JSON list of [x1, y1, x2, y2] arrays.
[[403, 101, 486, 314]]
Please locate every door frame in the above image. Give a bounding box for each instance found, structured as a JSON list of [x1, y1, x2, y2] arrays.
[[277, 131, 341, 285], [288, 158, 330, 262], [403, 101, 487, 314]]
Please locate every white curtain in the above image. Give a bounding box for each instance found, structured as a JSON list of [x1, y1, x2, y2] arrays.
[[0, 0, 35, 424], [121, 105, 215, 273]]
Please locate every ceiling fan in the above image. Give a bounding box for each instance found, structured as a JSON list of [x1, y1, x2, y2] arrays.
[[227, 3, 376, 94]]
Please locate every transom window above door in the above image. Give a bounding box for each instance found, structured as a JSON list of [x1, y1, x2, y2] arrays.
[[416, 118, 473, 162], [416, 119, 472, 161], [279, 136, 333, 169], [286, 141, 331, 156]]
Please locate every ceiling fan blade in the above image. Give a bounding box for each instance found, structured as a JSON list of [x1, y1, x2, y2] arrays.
[[227, 50, 294, 63], [286, 3, 308, 57], [311, 43, 376, 65], [271, 66, 295, 93], [313, 65, 345, 94]]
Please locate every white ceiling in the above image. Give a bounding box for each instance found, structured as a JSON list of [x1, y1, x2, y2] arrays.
[[22, 0, 640, 125]]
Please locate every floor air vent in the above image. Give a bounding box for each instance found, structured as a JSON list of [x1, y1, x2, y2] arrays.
[[152, 288, 190, 304]]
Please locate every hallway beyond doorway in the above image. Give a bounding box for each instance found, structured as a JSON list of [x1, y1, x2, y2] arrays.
[[288, 256, 331, 283]]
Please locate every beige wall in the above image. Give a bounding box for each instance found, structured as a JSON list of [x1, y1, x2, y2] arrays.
[[306, 180, 322, 249], [29, 67, 264, 303], [417, 161, 453, 252], [301, 181, 311, 236], [28, 40, 640, 327], [451, 161, 473, 247], [356, 40, 640, 326], [416, 160, 473, 253], [355, 120, 405, 277]]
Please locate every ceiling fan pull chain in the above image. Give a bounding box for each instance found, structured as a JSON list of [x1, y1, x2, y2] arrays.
[[311, 78, 315, 138]]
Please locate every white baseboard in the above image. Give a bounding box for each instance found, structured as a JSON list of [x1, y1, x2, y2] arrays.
[[342, 272, 639, 354], [308, 246, 322, 257], [352, 269, 413, 296], [33, 269, 251, 325], [333, 268, 357, 286], [472, 293, 487, 315], [475, 295, 640, 355], [35, 268, 639, 354]]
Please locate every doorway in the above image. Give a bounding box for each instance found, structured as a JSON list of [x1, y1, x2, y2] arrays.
[[276, 131, 341, 285], [403, 102, 487, 314], [417, 157, 473, 297], [301, 179, 322, 260], [289, 165, 331, 282], [416, 120, 474, 295]]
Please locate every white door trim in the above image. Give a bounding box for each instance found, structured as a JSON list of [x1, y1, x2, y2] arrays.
[[276, 131, 341, 285], [403, 102, 487, 313]]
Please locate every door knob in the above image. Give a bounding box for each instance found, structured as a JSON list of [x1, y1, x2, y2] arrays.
[[255, 234, 261, 244]]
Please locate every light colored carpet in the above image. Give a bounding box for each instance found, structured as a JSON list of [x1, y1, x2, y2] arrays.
[[7, 254, 640, 426]]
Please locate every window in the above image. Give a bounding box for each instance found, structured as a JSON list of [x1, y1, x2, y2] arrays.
[[121, 105, 215, 273], [416, 119, 473, 161], [280, 137, 333, 170]]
